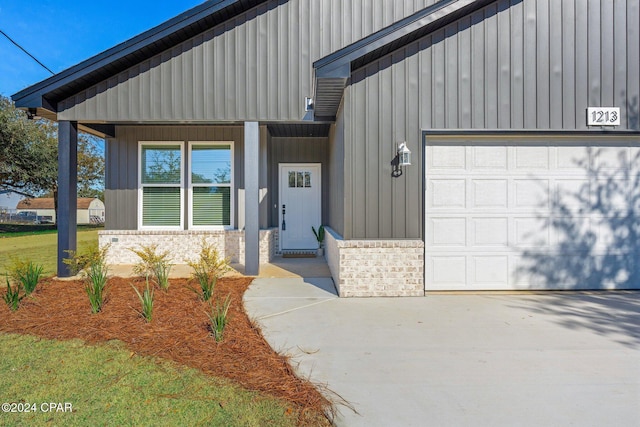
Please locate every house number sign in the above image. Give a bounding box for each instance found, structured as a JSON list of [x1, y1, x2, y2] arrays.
[[587, 107, 620, 126]]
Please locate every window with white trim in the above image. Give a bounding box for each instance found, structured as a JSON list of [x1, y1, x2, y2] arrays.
[[189, 142, 233, 228], [139, 142, 184, 229]]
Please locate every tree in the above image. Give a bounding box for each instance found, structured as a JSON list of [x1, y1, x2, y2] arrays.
[[0, 95, 105, 204], [77, 133, 105, 199], [0, 96, 57, 195]]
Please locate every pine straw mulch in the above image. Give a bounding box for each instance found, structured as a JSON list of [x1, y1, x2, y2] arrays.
[[0, 276, 333, 425]]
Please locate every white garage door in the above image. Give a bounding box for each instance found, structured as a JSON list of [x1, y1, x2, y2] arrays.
[[425, 138, 640, 291]]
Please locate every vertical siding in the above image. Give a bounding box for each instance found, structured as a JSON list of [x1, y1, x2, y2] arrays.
[[267, 136, 329, 228], [105, 125, 245, 230], [104, 133, 137, 230], [58, 0, 439, 122], [344, 0, 640, 240]]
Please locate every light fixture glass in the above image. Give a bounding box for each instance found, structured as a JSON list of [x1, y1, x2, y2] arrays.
[[398, 142, 411, 166]]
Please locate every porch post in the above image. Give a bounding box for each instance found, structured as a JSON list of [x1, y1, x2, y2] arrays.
[[57, 120, 78, 277], [244, 121, 260, 275]]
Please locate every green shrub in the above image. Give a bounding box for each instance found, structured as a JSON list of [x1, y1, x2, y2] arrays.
[[132, 279, 154, 322], [63, 241, 106, 276], [187, 240, 230, 301], [207, 295, 231, 342], [130, 245, 172, 291], [3, 274, 24, 311], [9, 259, 43, 295]]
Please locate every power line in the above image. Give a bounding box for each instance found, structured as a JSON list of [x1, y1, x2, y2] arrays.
[[0, 29, 54, 75]]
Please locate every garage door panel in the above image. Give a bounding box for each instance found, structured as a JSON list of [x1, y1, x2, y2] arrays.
[[471, 217, 508, 247], [425, 139, 640, 291], [554, 179, 590, 210], [549, 216, 593, 247], [472, 146, 507, 169], [515, 146, 550, 169], [428, 218, 466, 246], [591, 178, 630, 209], [512, 255, 588, 289], [514, 179, 549, 209], [429, 256, 467, 287], [428, 179, 466, 209], [514, 217, 550, 247], [472, 180, 508, 208], [592, 255, 635, 289], [591, 217, 636, 249], [629, 146, 640, 165], [471, 256, 509, 286], [430, 145, 466, 169], [593, 146, 630, 171], [556, 145, 591, 170]]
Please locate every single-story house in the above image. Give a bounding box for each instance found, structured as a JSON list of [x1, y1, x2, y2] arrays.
[[11, 0, 640, 294], [16, 197, 105, 225]]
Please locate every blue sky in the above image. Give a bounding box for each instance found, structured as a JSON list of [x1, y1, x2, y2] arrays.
[[0, 1, 204, 98]]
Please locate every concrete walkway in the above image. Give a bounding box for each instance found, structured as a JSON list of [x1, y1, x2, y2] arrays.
[[244, 278, 640, 426]]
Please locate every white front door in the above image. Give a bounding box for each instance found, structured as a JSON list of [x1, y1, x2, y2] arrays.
[[279, 163, 321, 250]]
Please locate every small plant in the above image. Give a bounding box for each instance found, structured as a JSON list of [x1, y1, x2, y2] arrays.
[[130, 244, 173, 291], [187, 240, 231, 301], [312, 225, 325, 249], [207, 295, 231, 342], [132, 278, 154, 322], [3, 275, 24, 311], [62, 242, 110, 314], [9, 259, 43, 295], [85, 260, 109, 314], [64, 243, 110, 313], [63, 242, 108, 276]]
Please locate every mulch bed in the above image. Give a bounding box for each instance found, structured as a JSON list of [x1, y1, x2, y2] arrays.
[[0, 276, 332, 424]]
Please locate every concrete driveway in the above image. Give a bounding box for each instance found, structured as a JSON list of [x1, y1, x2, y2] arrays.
[[244, 278, 640, 427]]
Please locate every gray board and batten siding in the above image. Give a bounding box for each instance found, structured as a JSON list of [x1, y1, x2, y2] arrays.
[[340, 0, 640, 241], [56, 0, 442, 123]]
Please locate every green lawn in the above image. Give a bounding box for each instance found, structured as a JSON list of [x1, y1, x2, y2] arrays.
[[0, 334, 299, 427], [0, 228, 99, 277]]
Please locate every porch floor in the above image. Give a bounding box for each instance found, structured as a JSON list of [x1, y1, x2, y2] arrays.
[[108, 256, 331, 279]]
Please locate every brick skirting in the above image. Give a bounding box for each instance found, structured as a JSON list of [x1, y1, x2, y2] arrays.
[[99, 229, 277, 265], [325, 227, 424, 297]]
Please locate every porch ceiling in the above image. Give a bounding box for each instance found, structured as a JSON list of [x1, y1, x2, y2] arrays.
[[267, 123, 331, 138]]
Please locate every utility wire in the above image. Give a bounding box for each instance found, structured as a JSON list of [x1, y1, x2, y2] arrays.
[[0, 29, 55, 75]]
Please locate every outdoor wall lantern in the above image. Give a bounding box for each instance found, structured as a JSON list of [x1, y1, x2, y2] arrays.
[[392, 141, 411, 178], [305, 96, 314, 112], [397, 141, 411, 166]]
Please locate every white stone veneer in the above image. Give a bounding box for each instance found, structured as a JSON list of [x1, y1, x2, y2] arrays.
[[99, 229, 277, 265], [325, 227, 424, 297]]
